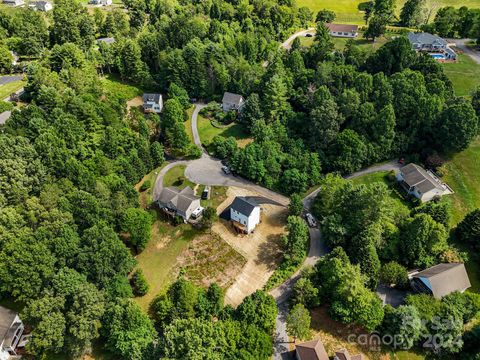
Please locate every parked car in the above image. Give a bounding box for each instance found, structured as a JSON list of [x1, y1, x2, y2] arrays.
[[202, 186, 210, 200], [305, 213, 317, 227], [189, 98, 197, 103], [305, 33, 313, 37], [222, 165, 231, 175]]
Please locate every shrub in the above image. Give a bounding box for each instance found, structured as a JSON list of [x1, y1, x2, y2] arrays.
[[380, 261, 409, 289], [140, 180, 151, 192], [130, 269, 149, 296]]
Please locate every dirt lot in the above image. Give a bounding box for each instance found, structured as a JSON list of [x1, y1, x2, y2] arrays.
[[126, 96, 143, 111], [214, 187, 288, 306]]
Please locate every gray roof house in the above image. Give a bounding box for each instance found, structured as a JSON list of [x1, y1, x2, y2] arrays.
[[0, 306, 25, 359], [2, 0, 24, 6], [396, 163, 453, 202], [407, 32, 457, 60], [411, 263, 471, 299], [157, 186, 201, 221], [142, 93, 163, 114], [29, 0, 52, 11], [230, 197, 261, 234], [96, 37, 115, 45], [295, 339, 329, 360], [334, 348, 364, 360], [0, 111, 11, 125], [222, 92, 245, 112]]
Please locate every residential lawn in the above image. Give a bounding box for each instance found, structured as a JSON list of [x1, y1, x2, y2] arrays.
[[162, 164, 195, 189], [300, 32, 391, 52], [0, 79, 25, 100], [135, 164, 166, 208], [441, 138, 480, 226], [101, 74, 144, 101], [197, 114, 251, 147], [134, 220, 198, 311], [442, 53, 480, 97], [198, 185, 228, 209], [297, 0, 480, 24], [185, 106, 194, 142]]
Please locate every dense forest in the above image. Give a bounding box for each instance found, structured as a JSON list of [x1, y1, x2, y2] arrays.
[[0, 0, 479, 358]]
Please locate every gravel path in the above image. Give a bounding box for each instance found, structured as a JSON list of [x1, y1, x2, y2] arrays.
[[280, 28, 315, 50]]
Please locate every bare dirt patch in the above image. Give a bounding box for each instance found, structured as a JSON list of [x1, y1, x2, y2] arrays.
[[127, 96, 143, 112], [215, 187, 288, 306], [175, 233, 246, 288]]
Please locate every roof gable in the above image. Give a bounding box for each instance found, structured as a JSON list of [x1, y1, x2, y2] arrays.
[[296, 339, 329, 360], [222, 92, 244, 105], [0, 306, 17, 343], [143, 93, 161, 103], [230, 197, 258, 217], [413, 263, 471, 298]]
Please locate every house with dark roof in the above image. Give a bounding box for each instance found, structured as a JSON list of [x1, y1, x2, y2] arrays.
[[295, 339, 329, 360], [407, 32, 457, 60], [230, 197, 260, 234], [2, 0, 24, 6], [0, 306, 25, 359], [157, 186, 201, 221], [221, 92, 245, 112], [29, 0, 52, 11], [326, 23, 358, 38], [334, 348, 364, 360], [142, 93, 163, 114], [411, 263, 471, 299], [396, 163, 453, 202]]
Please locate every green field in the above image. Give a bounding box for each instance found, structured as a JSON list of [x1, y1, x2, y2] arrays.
[[162, 164, 195, 189], [0, 79, 25, 100], [297, 0, 480, 24], [300, 32, 389, 52], [442, 54, 480, 97], [198, 114, 250, 147]]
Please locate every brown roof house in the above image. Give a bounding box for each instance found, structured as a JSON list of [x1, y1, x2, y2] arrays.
[[1, 306, 25, 359], [334, 348, 364, 360], [411, 263, 471, 299], [295, 339, 329, 360], [396, 163, 453, 202], [326, 23, 358, 38], [157, 186, 201, 221]]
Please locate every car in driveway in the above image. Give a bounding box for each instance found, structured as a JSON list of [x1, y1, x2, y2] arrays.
[[202, 186, 210, 200], [222, 165, 231, 175], [305, 213, 317, 227], [305, 33, 313, 37]]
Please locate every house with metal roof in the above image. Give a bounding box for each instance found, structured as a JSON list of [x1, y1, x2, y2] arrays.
[[0, 306, 25, 360], [396, 163, 453, 202], [221, 92, 245, 112], [142, 93, 163, 114], [411, 263, 471, 299], [230, 197, 260, 234], [157, 186, 201, 221]]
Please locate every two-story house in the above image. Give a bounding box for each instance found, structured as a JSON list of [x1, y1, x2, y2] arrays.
[[142, 93, 163, 114], [230, 197, 260, 234], [0, 306, 24, 360]]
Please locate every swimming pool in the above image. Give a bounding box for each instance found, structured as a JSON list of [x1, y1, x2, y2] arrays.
[[429, 53, 446, 60]]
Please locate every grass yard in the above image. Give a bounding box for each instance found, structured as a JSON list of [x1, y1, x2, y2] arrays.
[[162, 164, 195, 189], [0, 79, 25, 100], [442, 54, 480, 97], [134, 220, 198, 310], [101, 74, 145, 101], [297, 0, 480, 24], [300, 32, 391, 53], [185, 106, 194, 142], [198, 114, 251, 147], [198, 185, 228, 209], [135, 165, 166, 208]]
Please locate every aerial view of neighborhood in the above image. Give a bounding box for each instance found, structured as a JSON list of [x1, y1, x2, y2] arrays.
[[0, 0, 480, 359]]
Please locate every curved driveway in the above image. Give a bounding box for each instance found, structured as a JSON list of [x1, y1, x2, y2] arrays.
[[281, 28, 315, 50]]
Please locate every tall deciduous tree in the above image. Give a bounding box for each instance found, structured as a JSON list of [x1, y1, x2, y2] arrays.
[[287, 303, 311, 342]]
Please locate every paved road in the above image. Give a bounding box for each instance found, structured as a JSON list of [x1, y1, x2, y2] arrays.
[[280, 28, 315, 50], [0, 75, 22, 85], [450, 38, 480, 65], [152, 160, 190, 201]]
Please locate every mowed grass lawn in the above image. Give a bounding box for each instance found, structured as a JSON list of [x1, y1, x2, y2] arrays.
[[0, 79, 25, 100], [198, 114, 251, 147], [300, 32, 389, 52], [162, 164, 195, 189], [442, 54, 480, 97], [297, 0, 480, 23]]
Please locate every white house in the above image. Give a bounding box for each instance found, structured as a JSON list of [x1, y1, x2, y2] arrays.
[[0, 306, 25, 360], [142, 93, 163, 114], [230, 197, 260, 234], [326, 23, 358, 38], [2, 0, 24, 6], [29, 0, 52, 11], [221, 92, 245, 112], [396, 163, 453, 202]]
